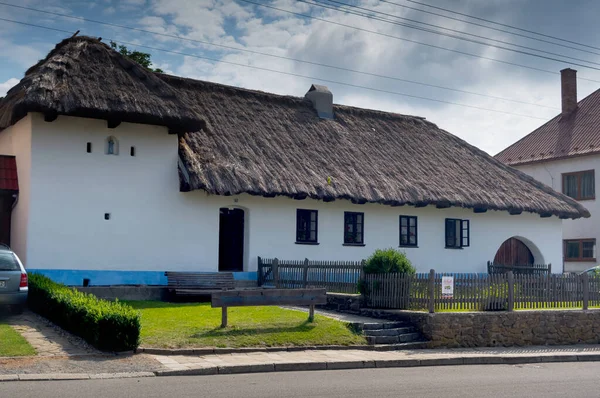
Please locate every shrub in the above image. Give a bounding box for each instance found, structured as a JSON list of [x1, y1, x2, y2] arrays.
[[363, 248, 416, 275], [27, 273, 140, 352]]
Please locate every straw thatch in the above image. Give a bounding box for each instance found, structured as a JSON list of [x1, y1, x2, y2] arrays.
[[0, 36, 205, 133], [0, 36, 589, 219]]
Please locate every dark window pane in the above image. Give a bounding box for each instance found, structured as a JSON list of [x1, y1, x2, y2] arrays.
[[563, 175, 578, 198], [446, 219, 457, 247], [297, 210, 317, 243], [0, 252, 19, 271], [566, 241, 580, 259], [583, 241, 595, 259], [401, 217, 408, 227], [582, 172, 595, 199], [409, 234, 416, 245]]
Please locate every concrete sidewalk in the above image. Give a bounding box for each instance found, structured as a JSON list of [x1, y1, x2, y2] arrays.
[[152, 344, 600, 376], [3, 344, 600, 381]]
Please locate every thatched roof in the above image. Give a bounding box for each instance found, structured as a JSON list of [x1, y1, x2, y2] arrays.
[[0, 36, 589, 219], [0, 36, 205, 133]]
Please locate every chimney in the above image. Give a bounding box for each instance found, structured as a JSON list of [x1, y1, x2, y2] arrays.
[[305, 85, 333, 119], [561, 68, 577, 115]]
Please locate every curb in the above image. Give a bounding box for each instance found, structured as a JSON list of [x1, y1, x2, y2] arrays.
[[152, 353, 600, 377], [138, 342, 429, 356], [3, 354, 600, 382], [0, 372, 155, 382]]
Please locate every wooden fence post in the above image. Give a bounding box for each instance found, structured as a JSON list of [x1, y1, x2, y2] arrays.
[[308, 305, 315, 322], [583, 272, 589, 310], [221, 307, 228, 328], [507, 271, 514, 312], [428, 269, 435, 314], [273, 258, 280, 288], [303, 258, 309, 288], [257, 256, 263, 287]]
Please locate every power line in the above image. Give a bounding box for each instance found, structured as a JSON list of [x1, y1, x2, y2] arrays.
[[111, 39, 553, 120], [398, 0, 600, 52], [0, 16, 555, 120], [237, 0, 600, 79], [379, 0, 600, 55], [313, 0, 600, 65], [0, 17, 73, 34], [298, 0, 600, 71], [3, 0, 599, 80], [0, 5, 561, 109]]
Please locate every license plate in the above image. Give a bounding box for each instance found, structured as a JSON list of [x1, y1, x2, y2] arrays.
[[0, 281, 5, 288]]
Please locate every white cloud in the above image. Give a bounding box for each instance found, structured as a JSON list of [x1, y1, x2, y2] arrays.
[[0, 78, 19, 97]]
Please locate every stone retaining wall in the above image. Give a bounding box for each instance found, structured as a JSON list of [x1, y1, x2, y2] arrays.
[[321, 293, 362, 313], [364, 309, 600, 348]]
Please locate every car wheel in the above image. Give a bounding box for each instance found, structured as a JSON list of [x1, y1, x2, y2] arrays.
[[9, 305, 24, 315]]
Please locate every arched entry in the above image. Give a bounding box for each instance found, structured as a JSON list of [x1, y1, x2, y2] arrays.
[[218, 207, 245, 272], [493, 237, 534, 266]]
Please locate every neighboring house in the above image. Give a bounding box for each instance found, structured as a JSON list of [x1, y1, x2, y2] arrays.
[[0, 37, 589, 286], [496, 68, 598, 273]]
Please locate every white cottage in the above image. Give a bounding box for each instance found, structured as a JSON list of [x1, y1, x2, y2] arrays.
[[0, 37, 588, 286]]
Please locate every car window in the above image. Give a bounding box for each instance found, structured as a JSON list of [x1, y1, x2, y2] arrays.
[[0, 252, 20, 271]]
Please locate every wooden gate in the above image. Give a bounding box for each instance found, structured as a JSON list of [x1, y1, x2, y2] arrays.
[[493, 238, 534, 266]]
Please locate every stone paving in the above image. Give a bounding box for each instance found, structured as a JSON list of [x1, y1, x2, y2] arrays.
[[152, 344, 600, 375], [282, 306, 386, 324], [5, 311, 98, 356]]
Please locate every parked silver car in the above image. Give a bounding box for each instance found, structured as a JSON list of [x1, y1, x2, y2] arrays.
[[0, 244, 28, 314]]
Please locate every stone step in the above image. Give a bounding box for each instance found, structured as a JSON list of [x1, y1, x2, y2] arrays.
[[366, 332, 422, 345], [361, 322, 408, 331], [372, 341, 429, 351], [363, 327, 416, 337]]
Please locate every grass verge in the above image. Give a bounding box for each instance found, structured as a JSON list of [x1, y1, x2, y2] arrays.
[[0, 324, 36, 357], [127, 301, 366, 349]]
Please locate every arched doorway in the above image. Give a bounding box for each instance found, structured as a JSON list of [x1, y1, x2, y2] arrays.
[[493, 237, 534, 266]]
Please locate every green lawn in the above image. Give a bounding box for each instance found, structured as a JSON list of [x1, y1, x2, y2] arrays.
[[0, 324, 36, 357], [127, 301, 366, 349]]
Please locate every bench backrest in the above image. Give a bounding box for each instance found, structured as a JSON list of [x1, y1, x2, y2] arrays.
[[165, 272, 235, 289], [211, 288, 326, 308]]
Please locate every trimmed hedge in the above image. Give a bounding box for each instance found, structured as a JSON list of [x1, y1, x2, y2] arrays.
[[28, 273, 140, 352]]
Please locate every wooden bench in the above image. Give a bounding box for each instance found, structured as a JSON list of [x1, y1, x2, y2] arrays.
[[165, 272, 235, 297], [211, 288, 326, 327]]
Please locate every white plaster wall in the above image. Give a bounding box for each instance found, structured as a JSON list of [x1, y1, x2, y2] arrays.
[[25, 113, 563, 274], [0, 116, 32, 264], [516, 156, 599, 273]]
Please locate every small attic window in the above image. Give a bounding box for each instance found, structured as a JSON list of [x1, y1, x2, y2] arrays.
[[86, 142, 92, 153], [130, 146, 136, 157], [106, 136, 119, 155]]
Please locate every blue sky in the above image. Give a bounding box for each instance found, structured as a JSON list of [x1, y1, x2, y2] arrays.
[[1, 0, 600, 155]]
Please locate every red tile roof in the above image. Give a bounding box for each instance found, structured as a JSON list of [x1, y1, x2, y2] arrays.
[[496, 88, 600, 166], [0, 156, 18, 191]]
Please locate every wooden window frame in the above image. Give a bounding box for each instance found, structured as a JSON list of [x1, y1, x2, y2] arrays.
[[564, 238, 596, 262], [445, 218, 470, 249], [296, 209, 318, 245], [562, 170, 595, 201], [399, 216, 418, 247], [343, 212, 365, 246]]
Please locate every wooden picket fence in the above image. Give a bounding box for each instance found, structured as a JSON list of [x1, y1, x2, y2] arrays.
[[257, 257, 364, 294], [487, 261, 551, 275], [363, 270, 600, 312]]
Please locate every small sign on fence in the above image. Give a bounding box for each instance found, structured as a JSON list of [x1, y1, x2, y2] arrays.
[[441, 276, 454, 298]]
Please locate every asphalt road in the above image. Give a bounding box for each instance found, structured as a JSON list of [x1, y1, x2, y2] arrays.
[[4, 362, 600, 398]]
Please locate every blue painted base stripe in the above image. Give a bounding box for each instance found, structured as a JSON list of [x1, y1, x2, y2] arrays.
[[27, 269, 257, 286]]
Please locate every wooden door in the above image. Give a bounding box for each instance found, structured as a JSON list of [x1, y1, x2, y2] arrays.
[[493, 238, 534, 266]]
